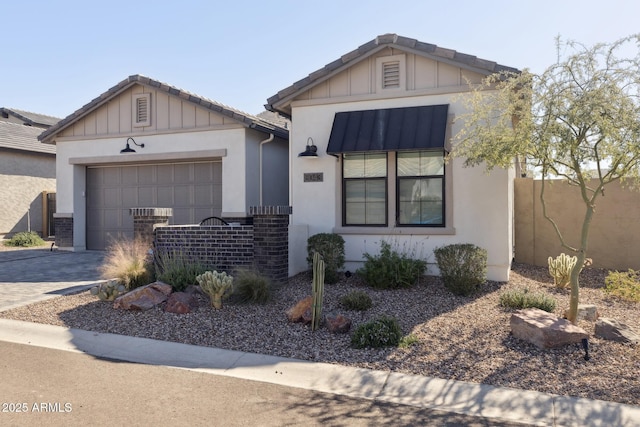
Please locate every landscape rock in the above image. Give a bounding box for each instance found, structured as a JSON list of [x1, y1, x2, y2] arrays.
[[165, 292, 198, 314], [595, 318, 640, 345], [286, 296, 312, 323], [113, 282, 172, 310], [510, 308, 588, 349], [184, 284, 206, 296], [563, 304, 598, 321], [326, 314, 352, 333]]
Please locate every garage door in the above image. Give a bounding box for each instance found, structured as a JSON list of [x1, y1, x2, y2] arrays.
[[86, 161, 222, 250]]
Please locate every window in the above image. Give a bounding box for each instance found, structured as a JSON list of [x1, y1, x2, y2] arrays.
[[342, 150, 445, 227], [343, 153, 387, 225], [397, 151, 445, 226], [133, 93, 151, 127]]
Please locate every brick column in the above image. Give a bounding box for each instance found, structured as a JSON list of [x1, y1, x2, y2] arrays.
[[129, 207, 173, 244], [250, 206, 292, 284], [53, 213, 73, 249]]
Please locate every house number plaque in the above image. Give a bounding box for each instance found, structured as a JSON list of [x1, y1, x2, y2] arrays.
[[303, 173, 323, 182]]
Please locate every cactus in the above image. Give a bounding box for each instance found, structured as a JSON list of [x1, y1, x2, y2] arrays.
[[311, 252, 325, 331], [90, 280, 127, 301], [548, 253, 577, 288], [196, 270, 233, 309]]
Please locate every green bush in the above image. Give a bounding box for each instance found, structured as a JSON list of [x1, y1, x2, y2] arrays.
[[399, 334, 419, 349], [605, 270, 640, 302], [434, 243, 487, 296], [307, 233, 345, 284], [154, 249, 209, 292], [99, 239, 152, 290], [231, 268, 272, 304], [357, 241, 427, 289], [340, 290, 372, 311], [499, 288, 557, 312], [351, 316, 402, 349], [3, 231, 46, 247]]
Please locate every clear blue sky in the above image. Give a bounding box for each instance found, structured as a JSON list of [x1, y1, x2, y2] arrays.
[[2, 0, 639, 119]]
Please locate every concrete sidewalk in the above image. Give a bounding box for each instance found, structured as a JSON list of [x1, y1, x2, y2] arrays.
[[0, 318, 638, 427]]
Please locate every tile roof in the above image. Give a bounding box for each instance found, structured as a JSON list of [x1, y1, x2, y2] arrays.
[[39, 75, 289, 144], [0, 108, 61, 128], [0, 121, 56, 155], [265, 33, 521, 115]]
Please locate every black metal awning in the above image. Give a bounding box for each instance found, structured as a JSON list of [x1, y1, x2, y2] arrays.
[[326, 104, 449, 154]]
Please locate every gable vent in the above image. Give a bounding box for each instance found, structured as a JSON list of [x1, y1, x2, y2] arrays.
[[382, 61, 401, 88], [136, 98, 148, 122], [133, 93, 151, 127]]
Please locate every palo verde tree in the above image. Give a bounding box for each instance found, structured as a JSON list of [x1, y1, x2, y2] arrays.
[[452, 35, 640, 323]]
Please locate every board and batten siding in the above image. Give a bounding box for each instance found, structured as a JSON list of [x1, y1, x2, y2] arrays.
[[294, 48, 485, 103], [59, 86, 241, 139]]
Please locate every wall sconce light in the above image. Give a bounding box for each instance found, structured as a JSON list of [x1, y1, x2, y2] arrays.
[[298, 137, 318, 158], [120, 137, 144, 153]]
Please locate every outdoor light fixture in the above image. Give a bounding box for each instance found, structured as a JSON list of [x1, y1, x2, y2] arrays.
[[120, 137, 144, 153], [298, 137, 318, 158], [582, 338, 590, 361]]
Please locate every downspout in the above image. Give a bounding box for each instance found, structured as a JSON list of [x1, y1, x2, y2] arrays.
[[259, 133, 275, 206]]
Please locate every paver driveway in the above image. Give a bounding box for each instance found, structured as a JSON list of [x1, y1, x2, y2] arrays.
[[0, 249, 104, 312]]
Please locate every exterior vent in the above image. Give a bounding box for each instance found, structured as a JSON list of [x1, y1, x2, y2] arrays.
[[133, 93, 151, 127], [376, 54, 406, 92], [382, 61, 401, 88]]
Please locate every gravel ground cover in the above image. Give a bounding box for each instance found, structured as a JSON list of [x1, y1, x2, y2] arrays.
[[1, 262, 638, 406]]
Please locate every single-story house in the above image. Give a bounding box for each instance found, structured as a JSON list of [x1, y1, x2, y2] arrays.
[[0, 108, 58, 238], [266, 34, 520, 281], [39, 75, 289, 250]]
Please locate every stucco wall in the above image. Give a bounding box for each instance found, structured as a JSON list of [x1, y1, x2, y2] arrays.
[[0, 150, 55, 236], [288, 92, 514, 282], [515, 177, 640, 270]]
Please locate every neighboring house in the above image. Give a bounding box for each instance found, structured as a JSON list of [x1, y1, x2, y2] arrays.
[[0, 108, 58, 238], [39, 75, 289, 251], [266, 34, 519, 281]]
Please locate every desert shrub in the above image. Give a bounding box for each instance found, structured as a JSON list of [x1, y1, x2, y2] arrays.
[[340, 290, 372, 311], [307, 233, 345, 284], [4, 231, 45, 247], [155, 249, 209, 292], [99, 238, 152, 290], [351, 316, 402, 349], [357, 241, 427, 289], [605, 270, 640, 302], [499, 288, 557, 312], [434, 243, 487, 296], [231, 268, 272, 304], [398, 334, 419, 349]]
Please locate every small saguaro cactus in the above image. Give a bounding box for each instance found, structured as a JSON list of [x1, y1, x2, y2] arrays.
[[548, 253, 577, 289], [311, 252, 325, 331], [196, 270, 234, 309]]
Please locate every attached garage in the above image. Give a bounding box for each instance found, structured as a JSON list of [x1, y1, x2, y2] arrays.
[[86, 161, 222, 249], [39, 75, 288, 252]]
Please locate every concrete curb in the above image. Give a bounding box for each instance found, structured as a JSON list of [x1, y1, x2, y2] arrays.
[[0, 318, 638, 427]]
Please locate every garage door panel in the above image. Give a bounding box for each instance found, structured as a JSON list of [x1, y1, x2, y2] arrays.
[[157, 187, 174, 205], [103, 168, 121, 185], [138, 187, 155, 205], [194, 184, 213, 205], [174, 164, 193, 182], [138, 165, 155, 184], [174, 185, 192, 205], [87, 161, 222, 250]]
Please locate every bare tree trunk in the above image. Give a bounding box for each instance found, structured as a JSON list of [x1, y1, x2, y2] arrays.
[[567, 203, 595, 324]]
